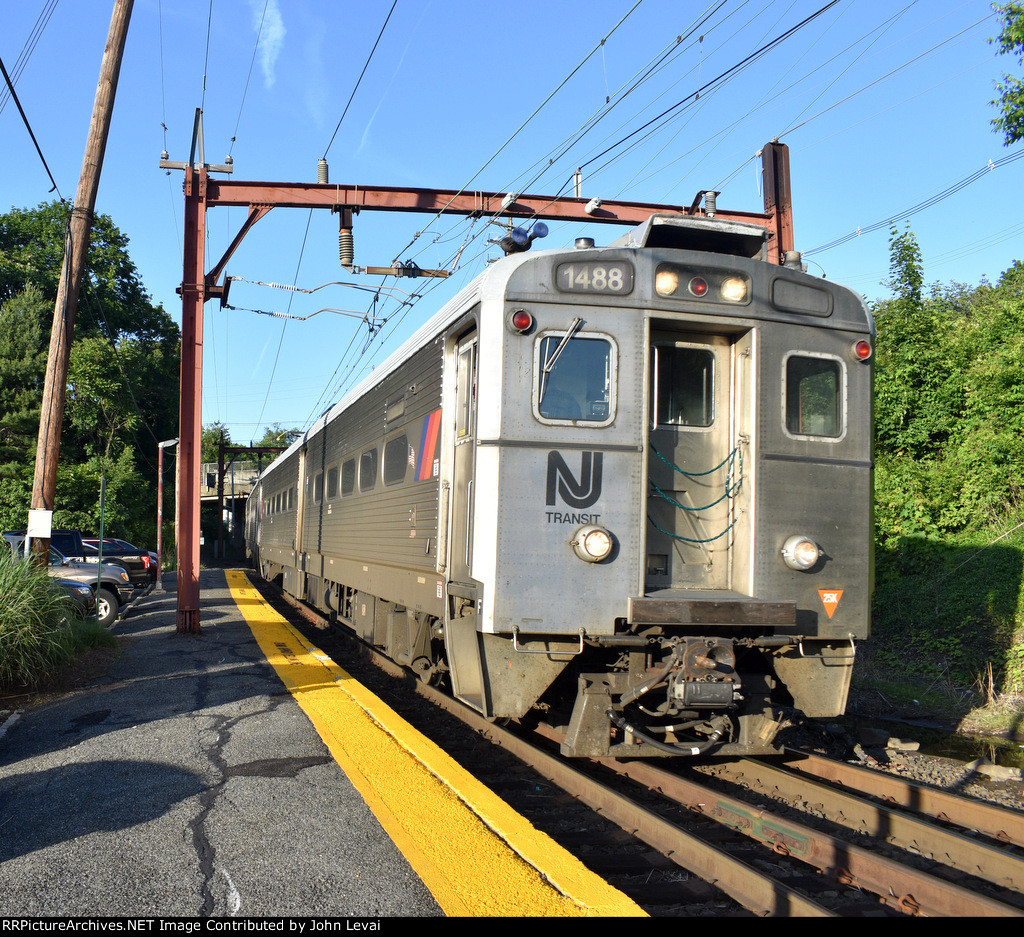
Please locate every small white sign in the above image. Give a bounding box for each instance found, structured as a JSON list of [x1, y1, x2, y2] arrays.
[[27, 509, 52, 539]]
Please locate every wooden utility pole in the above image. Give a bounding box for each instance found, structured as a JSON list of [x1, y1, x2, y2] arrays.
[[30, 0, 134, 556]]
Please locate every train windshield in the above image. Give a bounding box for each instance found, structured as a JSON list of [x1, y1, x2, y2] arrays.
[[535, 333, 614, 423]]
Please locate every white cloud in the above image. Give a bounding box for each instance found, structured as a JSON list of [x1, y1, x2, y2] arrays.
[[251, 0, 286, 89]]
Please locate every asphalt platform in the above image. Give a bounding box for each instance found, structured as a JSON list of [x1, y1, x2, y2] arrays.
[[0, 569, 442, 918], [0, 569, 644, 921]]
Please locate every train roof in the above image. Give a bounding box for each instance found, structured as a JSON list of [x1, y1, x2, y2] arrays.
[[258, 250, 539, 480], [610, 212, 770, 260], [256, 215, 872, 484]]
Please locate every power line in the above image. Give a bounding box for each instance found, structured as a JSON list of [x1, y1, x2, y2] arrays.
[[776, 12, 990, 141], [0, 0, 59, 116], [572, 0, 842, 180], [323, 0, 398, 158], [200, 0, 214, 113], [805, 149, 1024, 256], [0, 53, 63, 197], [388, 0, 649, 262], [228, 0, 271, 158]]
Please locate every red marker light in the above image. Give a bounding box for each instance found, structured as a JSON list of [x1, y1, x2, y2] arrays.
[[509, 309, 534, 333], [854, 340, 872, 360], [688, 276, 709, 297]]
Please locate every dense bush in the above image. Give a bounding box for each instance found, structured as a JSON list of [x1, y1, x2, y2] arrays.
[[870, 228, 1024, 696], [0, 552, 113, 691]]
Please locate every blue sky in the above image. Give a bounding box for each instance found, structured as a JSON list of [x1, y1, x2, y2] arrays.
[[3, 0, 1022, 445]]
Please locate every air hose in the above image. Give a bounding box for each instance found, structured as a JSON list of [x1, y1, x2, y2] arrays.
[[607, 709, 727, 756]]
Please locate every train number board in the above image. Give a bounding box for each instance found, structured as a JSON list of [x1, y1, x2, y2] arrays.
[[555, 261, 634, 295]]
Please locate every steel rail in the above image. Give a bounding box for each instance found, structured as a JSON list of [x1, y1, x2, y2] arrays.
[[707, 757, 1024, 894], [580, 748, 1023, 918], [369, 659, 834, 916], [781, 749, 1024, 849], [266, 584, 830, 916], [258, 580, 1020, 917]]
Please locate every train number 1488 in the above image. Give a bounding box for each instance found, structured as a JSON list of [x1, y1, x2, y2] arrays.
[[555, 261, 634, 295]]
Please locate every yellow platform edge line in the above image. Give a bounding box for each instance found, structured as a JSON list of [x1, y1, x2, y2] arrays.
[[224, 569, 646, 918]]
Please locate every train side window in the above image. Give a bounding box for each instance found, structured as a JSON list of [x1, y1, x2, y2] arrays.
[[456, 343, 476, 439], [652, 344, 714, 427], [341, 458, 356, 496], [359, 448, 378, 491], [326, 466, 338, 500], [383, 435, 408, 486], [313, 472, 324, 504], [534, 333, 615, 424], [785, 354, 843, 438]]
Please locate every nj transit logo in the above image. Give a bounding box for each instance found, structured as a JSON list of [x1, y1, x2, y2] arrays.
[[546, 451, 603, 509]]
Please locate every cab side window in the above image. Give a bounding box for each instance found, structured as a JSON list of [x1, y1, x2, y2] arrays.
[[785, 355, 843, 438]]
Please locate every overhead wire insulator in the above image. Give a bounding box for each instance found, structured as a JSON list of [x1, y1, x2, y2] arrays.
[[339, 228, 354, 270]]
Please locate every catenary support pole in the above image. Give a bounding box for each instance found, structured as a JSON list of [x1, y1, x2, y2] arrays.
[[176, 162, 207, 633]]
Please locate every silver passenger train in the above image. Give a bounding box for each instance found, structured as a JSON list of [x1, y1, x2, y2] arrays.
[[245, 206, 873, 758]]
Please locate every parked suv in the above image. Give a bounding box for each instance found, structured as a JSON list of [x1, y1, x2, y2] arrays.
[[54, 578, 98, 622], [3, 533, 136, 628]]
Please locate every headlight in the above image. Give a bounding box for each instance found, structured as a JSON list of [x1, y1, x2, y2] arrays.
[[781, 535, 820, 571], [120, 572, 129, 581], [720, 276, 748, 303], [571, 525, 614, 563], [655, 268, 679, 296]]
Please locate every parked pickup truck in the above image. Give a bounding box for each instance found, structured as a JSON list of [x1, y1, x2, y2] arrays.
[[82, 537, 157, 586], [43, 529, 155, 590], [3, 532, 136, 628]]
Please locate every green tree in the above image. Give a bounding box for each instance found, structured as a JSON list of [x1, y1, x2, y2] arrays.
[[991, 2, 1024, 145], [872, 224, 965, 462], [0, 202, 177, 344], [871, 239, 1024, 694], [0, 202, 180, 543], [0, 286, 48, 475], [254, 423, 302, 449], [202, 423, 231, 465]]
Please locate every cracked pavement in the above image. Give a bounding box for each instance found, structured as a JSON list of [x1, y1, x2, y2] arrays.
[[0, 569, 441, 917]]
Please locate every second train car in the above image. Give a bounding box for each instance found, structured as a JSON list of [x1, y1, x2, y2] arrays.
[[245, 204, 873, 758]]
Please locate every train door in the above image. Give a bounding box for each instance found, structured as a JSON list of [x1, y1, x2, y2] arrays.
[[448, 331, 478, 586], [444, 328, 487, 712], [645, 330, 746, 592]]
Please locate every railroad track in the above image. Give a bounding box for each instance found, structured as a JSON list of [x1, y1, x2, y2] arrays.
[[256, 575, 1024, 917]]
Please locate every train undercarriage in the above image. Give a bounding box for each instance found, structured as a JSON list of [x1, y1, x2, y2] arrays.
[[258, 558, 854, 759]]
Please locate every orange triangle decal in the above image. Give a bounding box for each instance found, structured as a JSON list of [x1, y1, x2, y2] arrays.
[[818, 589, 843, 619]]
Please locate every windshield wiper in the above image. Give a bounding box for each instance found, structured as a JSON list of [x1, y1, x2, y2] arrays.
[[541, 317, 584, 374]]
